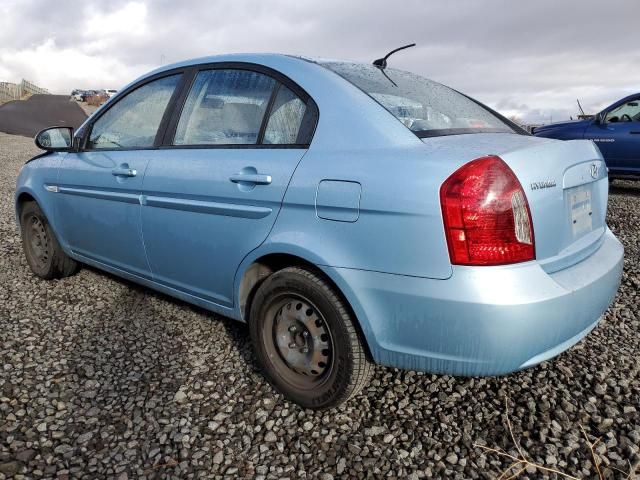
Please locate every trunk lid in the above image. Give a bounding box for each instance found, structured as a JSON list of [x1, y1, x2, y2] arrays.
[[422, 133, 608, 271]]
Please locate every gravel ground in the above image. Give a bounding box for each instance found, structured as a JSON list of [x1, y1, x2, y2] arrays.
[[75, 102, 100, 118], [0, 131, 638, 479]]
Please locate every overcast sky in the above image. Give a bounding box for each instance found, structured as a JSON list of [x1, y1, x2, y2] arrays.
[[1, 0, 638, 123]]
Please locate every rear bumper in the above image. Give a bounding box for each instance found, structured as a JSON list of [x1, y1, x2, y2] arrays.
[[324, 228, 623, 376]]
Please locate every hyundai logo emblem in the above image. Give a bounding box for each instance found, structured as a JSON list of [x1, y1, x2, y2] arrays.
[[590, 163, 599, 179]]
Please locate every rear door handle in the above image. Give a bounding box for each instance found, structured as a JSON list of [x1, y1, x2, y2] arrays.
[[112, 167, 137, 177], [630, 131, 640, 134], [229, 173, 272, 185]]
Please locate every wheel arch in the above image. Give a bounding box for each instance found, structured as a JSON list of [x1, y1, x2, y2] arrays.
[[235, 249, 374, 360], [16, 190, 36, 208], [15, 187, 69, 256], [15, 189, 39, 228]]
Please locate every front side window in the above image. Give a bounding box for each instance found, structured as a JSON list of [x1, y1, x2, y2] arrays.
[[88, 74, 181, 149], [263, 85, 307, 144], [174, 69, 275, 145], [319, 61, 514, 138]]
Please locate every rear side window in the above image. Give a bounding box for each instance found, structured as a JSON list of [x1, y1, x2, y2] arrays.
[[263, 85, 307, 144], [319, 62, 514, 138], [174, 69, 275, 145], [88, 74, 181, 149]]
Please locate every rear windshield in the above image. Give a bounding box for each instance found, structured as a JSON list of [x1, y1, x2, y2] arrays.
[[319, 61, 515, 138]]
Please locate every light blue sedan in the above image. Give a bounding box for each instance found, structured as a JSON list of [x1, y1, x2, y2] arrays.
[[15, 53, 623, 408]]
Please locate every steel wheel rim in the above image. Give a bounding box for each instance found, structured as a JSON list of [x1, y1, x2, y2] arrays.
[[27, 215, 50, 268], [263, 294, 335, 390]]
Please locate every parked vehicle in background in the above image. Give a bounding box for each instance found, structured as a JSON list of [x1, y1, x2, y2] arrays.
[[105, 89, 118, 98], [69, 89, 110, 106], [533, 93, 640, 179], [78, 90, 96, 101], [70, 90, 85, 101], [16, 53, 623, 408], [85, 91, 109, 106]]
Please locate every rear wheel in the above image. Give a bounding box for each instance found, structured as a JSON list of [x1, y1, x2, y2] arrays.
[[249, 267, 372, 409], [20, 201, 78, 279]]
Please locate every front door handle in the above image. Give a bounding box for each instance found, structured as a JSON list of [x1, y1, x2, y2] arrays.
[[630, 131, 640, 134], [112, 167, 137, 177], [229, 173, 272, 185]]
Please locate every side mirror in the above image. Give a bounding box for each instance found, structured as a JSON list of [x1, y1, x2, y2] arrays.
[[34, 127, 74, 151], [594, 111, 606, 125]]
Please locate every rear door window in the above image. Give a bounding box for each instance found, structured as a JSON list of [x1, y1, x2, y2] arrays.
[[174, 69, 275, 145]]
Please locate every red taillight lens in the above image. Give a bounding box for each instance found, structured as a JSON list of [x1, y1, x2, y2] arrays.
[[440, 155, 535, 266]]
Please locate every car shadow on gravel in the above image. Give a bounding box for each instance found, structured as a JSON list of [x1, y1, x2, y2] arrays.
[[49, 263, 284, 476], [62, 267, 193, 406], [70, 263, 261, 381]]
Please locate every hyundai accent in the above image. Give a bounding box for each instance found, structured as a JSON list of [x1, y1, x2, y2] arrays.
[[15, 53, 623, 408]]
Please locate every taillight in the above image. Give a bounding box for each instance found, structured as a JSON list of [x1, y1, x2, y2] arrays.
[[440, 155, 535, 266]]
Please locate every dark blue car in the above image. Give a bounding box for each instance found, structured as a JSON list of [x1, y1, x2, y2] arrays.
[[533, 93, 640, 178]]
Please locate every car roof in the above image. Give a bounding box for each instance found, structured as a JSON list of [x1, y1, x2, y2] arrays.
[[120, 53, 372, 103], [119, 54, 311, 93], [135, 53, 381, 84], [146, 53, 309, 74]]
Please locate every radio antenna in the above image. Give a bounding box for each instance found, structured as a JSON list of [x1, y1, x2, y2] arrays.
[[373, 43, 416, 69]]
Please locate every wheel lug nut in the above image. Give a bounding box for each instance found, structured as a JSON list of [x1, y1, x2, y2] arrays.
[[288, 343, 296, 349], [300, 347, 309, 353], [302, 331, 309, 337], [288, 325, 297, 332]]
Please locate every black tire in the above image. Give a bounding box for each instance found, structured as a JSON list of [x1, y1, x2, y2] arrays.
[[249, 266, 373, 409], [20, 201, 78, 279]]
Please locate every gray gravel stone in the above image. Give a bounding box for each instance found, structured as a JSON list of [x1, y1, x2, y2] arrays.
[[76, 432, 93, 444], [212, 450, 224, 464], [0, 462, 19, 476], [0, 133, 638, 478], [446, 452, 458, 464], [174, 390, 188, 404], [14, 450, 35, 463]]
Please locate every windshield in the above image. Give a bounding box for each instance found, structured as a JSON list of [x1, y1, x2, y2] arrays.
[[318, 61, 515, 138], [605, 98, 640, 122]]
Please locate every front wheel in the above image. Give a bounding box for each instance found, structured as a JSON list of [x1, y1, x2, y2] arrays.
[[20, 201, 78, 279], [250, 267, 373, 409]]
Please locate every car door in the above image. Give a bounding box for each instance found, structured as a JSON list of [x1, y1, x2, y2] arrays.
[[56, 73, 183, 277], [585, 96, 640, 174], [141, 66, 318, 306]]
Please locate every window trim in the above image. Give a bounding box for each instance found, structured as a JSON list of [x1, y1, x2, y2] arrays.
[[257, 83, 281, 145], [79, 69, 189, 152], [162, 62, 318, 149]]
